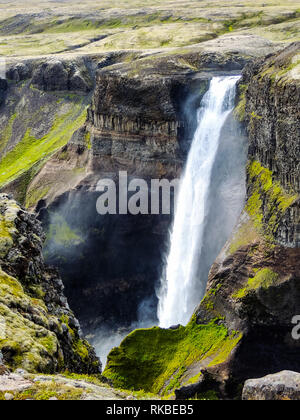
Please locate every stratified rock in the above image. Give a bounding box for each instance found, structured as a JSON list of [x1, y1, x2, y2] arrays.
[[240, 41, 300, 247], [242, 371, 300, 400], [0, 194, 101, 374]]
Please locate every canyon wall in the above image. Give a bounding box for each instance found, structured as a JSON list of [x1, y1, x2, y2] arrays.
[[1, 40, 296, 391], [241, 42, 300, 248], [104, 43, 300, 399]]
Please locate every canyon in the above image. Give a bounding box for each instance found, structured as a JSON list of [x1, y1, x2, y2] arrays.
[[0, 0, 299, 401]]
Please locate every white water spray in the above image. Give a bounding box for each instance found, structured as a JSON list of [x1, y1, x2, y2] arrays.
[[158, 76, 241, 328]]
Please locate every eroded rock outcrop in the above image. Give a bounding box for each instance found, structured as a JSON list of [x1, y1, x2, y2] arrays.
[[0, 194, 101, 374]]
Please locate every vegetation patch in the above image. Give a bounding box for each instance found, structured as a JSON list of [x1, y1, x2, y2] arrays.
[[0, 105, 87, 189], [0, 269, 60, 372], [25, 186, 50, 209], [46, 214, 84, 248], [246, 160, 298, 242], [233, 268, 279, 299], [104, 317, 241, 395], [0, 381, 87, 400], [234, 84, 247, 122]]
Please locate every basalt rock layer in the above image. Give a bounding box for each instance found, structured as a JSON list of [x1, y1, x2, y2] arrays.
[[239, 41, 300, 247], [0, 194, 101, 374]]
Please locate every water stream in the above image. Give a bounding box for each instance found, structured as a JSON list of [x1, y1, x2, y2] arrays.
[[158, 76, 243, 328]]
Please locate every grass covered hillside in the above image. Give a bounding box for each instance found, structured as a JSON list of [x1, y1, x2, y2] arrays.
[[0, 0, 300, 57]]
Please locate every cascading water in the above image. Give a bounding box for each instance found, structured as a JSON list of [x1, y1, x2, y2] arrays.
[[158, 76, 242, 328]]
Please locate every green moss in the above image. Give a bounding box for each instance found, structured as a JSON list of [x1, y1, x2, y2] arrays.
[[73, 339, 90, 361], [47, 214, 84, 248], [246, 161, 298, 241], [233, 268, 279, 299], [0, 267, 61, 372], [0, 105, 87, 188], [250, 111, 262, 120], [0, 216, 14, 257], [25, 186, 50, 209], [39, 335, 58, 354], [85, 131, 92, 150], [1, 381, 87, 400], [61, 372, 106, 386], [182, 371, 202, 387], [0, 269, 24, 298], [208, 331, 242, 366], [234, 84, 247, 122], [104, 317, 241, 395]]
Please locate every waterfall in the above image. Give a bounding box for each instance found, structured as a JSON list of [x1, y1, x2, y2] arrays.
[[158, 76, 241, 328]]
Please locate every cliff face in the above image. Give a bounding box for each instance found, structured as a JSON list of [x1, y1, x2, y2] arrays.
[[103, 43, 300, 399], [0, 194, 100, 374], [85, 72, 187, 179], [240, 42, 300, 248]]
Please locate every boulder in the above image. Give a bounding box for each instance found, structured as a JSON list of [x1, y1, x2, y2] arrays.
[[242, 371, 300, 400]]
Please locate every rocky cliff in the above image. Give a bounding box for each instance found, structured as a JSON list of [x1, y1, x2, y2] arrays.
[[103, 43, 300, 399], [240, 42, 300, 248], [0, 194, 100, 374]]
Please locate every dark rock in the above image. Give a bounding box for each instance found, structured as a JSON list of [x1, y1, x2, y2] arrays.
[[0, 77, 7, 106], [31, 59, 92, 92], [32, 60, 69, 91], [175, 369, 221, 400], [6, 63, 31, 82], [169, 324, 181, 330]]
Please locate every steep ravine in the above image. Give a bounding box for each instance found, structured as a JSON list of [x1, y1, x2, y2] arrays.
[[0, 40, 298, 400], [35, 63, 246, 350], [103, 42, 300, 399]]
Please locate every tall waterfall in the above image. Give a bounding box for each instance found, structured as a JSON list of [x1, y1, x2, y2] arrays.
[[158, 76, 241, 328]]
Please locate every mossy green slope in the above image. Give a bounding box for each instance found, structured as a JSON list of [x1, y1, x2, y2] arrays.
[[46, 214, 84, 248], [233, 268, 279, 299], [0, 194, 100, 374], [104, 317, 241, 395], [0, 103, 87, 189]]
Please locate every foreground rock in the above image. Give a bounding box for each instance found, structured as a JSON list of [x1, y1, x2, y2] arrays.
[[242, 371, 300, 400], [0, 373, 32, 393], [0, 371, 130, 400], [0, 194, 100, 374]]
